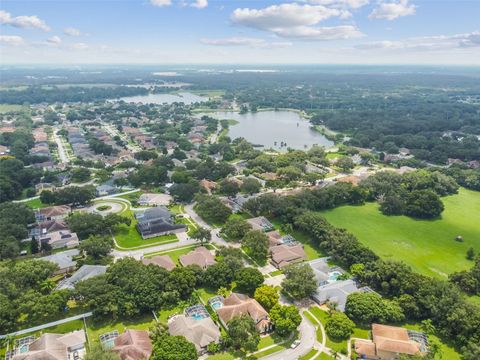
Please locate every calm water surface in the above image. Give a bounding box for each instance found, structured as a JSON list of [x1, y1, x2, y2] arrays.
[[120, 92, 207, 105], [209, 110, 334, 151]]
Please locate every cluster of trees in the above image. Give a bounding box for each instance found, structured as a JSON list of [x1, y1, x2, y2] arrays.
[[67, 212, 131, 239], [194, 194, 232, 224], [40, 185, 95, 206], [0, 202, 35, 259], [361, 170, 457, 218], [440, 165, 480, 191], [0, 157, 42, 202], [0, 85, 148, 104], [88, 137, 116, 156], [449, 256, 480, 295], [0, 260, 69, 332]]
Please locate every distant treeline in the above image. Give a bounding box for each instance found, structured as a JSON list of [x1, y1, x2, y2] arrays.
[[0, 86, 148, 104]]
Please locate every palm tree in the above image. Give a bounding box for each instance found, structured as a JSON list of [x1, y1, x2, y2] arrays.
[[40, 279, 56, 294]]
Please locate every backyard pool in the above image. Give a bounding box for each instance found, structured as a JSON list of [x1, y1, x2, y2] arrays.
[[328, 271, 342, 283]]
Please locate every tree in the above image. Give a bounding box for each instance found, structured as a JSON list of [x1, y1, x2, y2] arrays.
[[151, 335, 198, 360], [325, 312, 355, 340], [84, 344, 120, 360], [281, 263, 317, 300], [405, 190, 444, 219], [235, 268, 264, 295], [227, 315, 260, 352], [269, 304, 301, 337], [336, 157, 355, 172], [242, 230, 269, 263], [0, 237, 20, 260], [170, 181, 200, 203], [219, 179, 240, 197], [241, 178, 262, 195], [222, 218, 251, 242], [79, 235, 113, 260], [467, 247, 475, 261], [202, 262, 234, 289], [30, 237, 39, 254], [40, 190, 56, 204], [71, 167, 91, 183], [379, 194, 405, 215], [345, 292, 405, 325], [191, 227, 211, 245], [195, 195, 232, 225], [254, 285, 279, 311]]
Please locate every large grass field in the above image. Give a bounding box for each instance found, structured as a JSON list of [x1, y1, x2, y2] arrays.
[[321, 188, 480, 278]]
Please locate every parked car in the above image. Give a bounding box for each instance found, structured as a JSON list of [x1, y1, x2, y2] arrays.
[[291, 340, 301, 349]]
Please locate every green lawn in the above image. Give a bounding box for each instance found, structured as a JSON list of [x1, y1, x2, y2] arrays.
[[321, 188, 480, 278], [114, 210, 178, 249], [157, 305, 184, 324], [309, 307, 348, 354], [24, 198, 49, 209], [196, 287, 218, 304], [86, 314, 156, 344], [145, 244, 214, 265], [304, 311, 323, 343]]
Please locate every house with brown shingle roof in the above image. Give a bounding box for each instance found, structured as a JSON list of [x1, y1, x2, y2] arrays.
[[215, 293, 272, 333], [36, 205, 71, 222], [142, 255, 176, 271], [112, 330, 153, 360], [355, 324, 427, 360], [270, 244, 306, 269], [168, 315, 220, 354], [12, 330, 86, 360], [179, 246, 216, 269]]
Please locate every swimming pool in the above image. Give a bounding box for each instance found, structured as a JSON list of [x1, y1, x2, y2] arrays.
[[328, 271, 342, 282], [210, 301, 223, 310]]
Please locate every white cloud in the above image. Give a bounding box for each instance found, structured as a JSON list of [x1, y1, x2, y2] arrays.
[[63, 27, 81, 36], [47, 36, 62, 45], [150, 0, 172, 7], [231, 3, 362, 40], [0, 35, 25, 46], [369, 0, 416, 20], [356, 31, 480, 51], [0, 10, 50, 31], [71, 42, 89, 50], [305, 0, 369, 9], [201, 37, 292, 48], [191, 0, 208, 9]]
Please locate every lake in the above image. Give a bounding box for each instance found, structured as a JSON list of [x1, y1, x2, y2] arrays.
[[208, 110, 334, 151], [119, 92, 207, 105]]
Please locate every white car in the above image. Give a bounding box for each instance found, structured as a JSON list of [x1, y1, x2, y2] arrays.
[[290, 340, 301, 349]]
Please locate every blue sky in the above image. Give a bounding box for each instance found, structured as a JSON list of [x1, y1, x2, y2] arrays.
[[1, 0, 479, 64]]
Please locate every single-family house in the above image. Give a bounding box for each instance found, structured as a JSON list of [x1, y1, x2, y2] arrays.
[[311, 279, 372, 312], [39, 249, 79, 275], [56, 265, 107, 290], [355, 324, 428, 360], [168, 315, 220, 354], [179, 246, 216, 269], [112, 330, 153, 360], [35, 205, 71, 222], [215, 293, 272, 333], [39, 230, 79, 249], [11, 330, 86, 360], [135, 207, 186, 239], [246, 216, 274, 232], [270, 244, 306, 269], [142, 255, 176, 271], [96, 184, 118, 197]]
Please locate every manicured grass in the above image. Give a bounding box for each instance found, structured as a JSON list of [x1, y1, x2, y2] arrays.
[[309, 307, 348, 354], [316, 353, 335, 360], [321, 188, 480, 278], [114, 210, 178, 249], [196, 287, 218, 304], [269, 269, 283, 277], [299, 348, 319, 360], [145, 244, 214, 264], [304, 311, 323, 343], [206, 354, 235, 360], [86, 314, 156, 344], [252, 345, 284, 358], [24, 198, 48, 209], [157, 305, 184, 324], [325, 152, 346, 160], [270, 218, 326, 260]]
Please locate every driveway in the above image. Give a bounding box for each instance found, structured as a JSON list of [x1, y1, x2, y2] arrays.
[[260, 314, 316, 360]]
